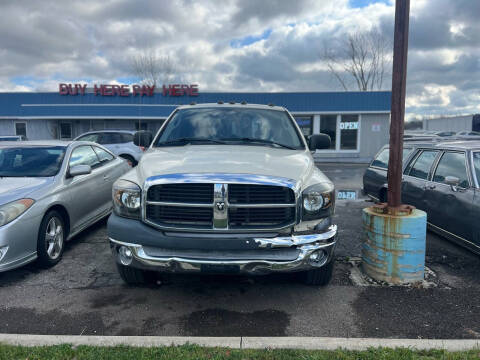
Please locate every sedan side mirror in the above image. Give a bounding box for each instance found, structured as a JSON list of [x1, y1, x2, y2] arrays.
[[309, 134, 331, 150], [69, 164, 92, 178], [133, 131, 153, 147], [445, 175, 461, 191]]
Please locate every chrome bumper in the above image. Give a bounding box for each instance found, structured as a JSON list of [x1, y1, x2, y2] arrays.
[[110, 225, 337, 275]]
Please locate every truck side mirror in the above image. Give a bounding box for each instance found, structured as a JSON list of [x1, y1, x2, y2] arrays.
[[309, 134, 331, 150], [133, 131, 153, 147]]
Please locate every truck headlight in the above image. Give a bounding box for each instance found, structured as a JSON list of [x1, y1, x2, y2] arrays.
[[302, 184, 334, 220], [113, 180, 141, 219], [0, 198, 35, 227]]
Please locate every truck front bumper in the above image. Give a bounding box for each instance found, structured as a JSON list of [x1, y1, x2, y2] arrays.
[[108, 215, 337, 275]]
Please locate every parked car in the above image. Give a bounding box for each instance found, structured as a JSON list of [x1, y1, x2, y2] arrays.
[[0, 135, 27, 141], [363, 141, 480, 255], [108, 103, 337, 286], [455, 131, 480, 140], [0, 141, 131, 272], [74, 130, 143, 166], [434, 131, 457, 137]]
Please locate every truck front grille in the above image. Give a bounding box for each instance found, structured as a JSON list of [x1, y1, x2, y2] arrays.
[[229, 184, 295, 204], [228, 207, 296, 229], [147, 183, 213, 204], [145, 182, 296, 231], [146, 204, 213, 228]]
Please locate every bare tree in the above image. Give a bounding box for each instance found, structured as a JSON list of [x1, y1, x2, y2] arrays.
[[131, 51, 177, 87], [323, 27, 391, 91]]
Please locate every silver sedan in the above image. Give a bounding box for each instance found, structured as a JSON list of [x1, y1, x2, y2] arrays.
[[0, 140, 131, 271]]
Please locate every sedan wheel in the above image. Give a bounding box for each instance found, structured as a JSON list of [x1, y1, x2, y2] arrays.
[[45, 217, 64, 260], [37, 210, 66, 268]]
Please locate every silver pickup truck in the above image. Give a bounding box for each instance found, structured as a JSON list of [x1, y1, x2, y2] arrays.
[[108, 103, 337, 285]]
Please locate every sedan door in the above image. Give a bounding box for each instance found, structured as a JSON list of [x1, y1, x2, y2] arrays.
[[425, 151, 474, 242], [92, 146, 128, 211], [402, 149, 440, 211], [64, 145, 106, 232]]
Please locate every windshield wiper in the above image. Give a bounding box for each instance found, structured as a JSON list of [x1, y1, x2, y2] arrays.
[[219, 137, 297, 150], [156, 138, 227, 146]]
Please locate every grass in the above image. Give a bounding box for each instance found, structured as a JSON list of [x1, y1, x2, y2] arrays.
[[0, 344, 479, 360]]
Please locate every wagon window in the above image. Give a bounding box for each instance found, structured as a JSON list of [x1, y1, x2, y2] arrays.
[[433, 152, 469, 188], [372, 147, 413, 169], [405, 150, 439, 180]]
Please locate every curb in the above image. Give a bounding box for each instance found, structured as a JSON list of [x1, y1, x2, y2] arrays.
[[0, 334, 479, 351]]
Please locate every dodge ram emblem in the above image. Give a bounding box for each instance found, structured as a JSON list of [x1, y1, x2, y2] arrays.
[[215, 202, 225, 211]]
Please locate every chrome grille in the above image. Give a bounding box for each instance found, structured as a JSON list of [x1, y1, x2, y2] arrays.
[[147, 183, 213, 204], [229, 184, 295, 204], [144, 181, 297, 231], [229, 207, 296, 229], [146, 204, 213, 228]]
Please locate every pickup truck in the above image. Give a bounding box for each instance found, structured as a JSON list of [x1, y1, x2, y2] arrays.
[[108, 103, 337, 285]]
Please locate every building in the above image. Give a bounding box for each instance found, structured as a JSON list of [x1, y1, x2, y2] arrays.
[[0, 87, 391, 162], [423, 114, 480, 132]]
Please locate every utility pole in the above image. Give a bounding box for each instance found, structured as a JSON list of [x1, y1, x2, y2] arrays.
[[362, 0, 426, 285], [387, 0, 410, 209]]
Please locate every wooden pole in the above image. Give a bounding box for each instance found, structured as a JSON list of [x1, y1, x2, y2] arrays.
[[387, 0, 410, 208]]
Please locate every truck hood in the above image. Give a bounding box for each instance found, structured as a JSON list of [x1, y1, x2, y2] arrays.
[[136, 145, 330, 187], [0, 177, 53, 205]]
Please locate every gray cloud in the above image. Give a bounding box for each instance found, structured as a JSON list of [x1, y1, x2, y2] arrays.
[[0, 0, 478, 118]]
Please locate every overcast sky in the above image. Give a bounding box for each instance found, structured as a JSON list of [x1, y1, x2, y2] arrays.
[[0, 0, 478, 120]]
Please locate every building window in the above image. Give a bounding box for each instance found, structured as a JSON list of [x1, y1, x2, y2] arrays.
[[340, 115, 359, 150], [320, 115, 337, 150], [60, 123, 72, 139], [135, 121, 148, 131], [15, 122, 27, 137], [294, 116, 313, 136]]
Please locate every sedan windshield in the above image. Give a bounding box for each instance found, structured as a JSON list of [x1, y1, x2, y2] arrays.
[[154, 107, 304, 149], [0, 146, 66, 177]]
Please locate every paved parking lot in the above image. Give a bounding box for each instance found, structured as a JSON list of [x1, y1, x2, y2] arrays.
[[0, 164, 479, 338]]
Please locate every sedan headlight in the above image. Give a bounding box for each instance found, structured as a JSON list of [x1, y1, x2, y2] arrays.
[[113, 180, 141, 219], [0, 198, 35, 227], [302, 184, 334, 220]]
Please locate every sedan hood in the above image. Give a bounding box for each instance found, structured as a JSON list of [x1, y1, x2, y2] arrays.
[[0, 177, 53, 205], [136, 145, 329, 187]]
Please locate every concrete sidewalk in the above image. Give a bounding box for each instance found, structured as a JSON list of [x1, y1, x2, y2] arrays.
[[0, 334, 479, 351]]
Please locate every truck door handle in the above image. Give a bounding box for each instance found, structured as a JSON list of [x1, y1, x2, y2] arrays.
[[103, 174, 110, 181], [426, 184, 436, 190]]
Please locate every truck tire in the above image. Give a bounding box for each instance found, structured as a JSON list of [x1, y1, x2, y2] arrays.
[[302, 260, 334, 286], [120, 154, 137, 167], [116, 263, 149, 285]]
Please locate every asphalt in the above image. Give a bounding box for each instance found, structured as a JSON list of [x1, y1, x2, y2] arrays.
[[0, 163, 478, 339]]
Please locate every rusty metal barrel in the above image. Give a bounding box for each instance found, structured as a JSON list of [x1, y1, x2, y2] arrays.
[[361, 206, 427, 284]]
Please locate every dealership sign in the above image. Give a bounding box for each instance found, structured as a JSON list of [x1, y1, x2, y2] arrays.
[[59, 83, 199, 97]]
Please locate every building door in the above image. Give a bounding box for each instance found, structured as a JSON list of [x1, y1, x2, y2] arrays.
[[15, 121, 27, 138], [59, 122, 72, 140], [320, 115, 337, 150]]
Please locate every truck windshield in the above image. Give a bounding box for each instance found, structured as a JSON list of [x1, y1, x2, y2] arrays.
[[0, 146, 66, 177], [154, 107, 305, 149]]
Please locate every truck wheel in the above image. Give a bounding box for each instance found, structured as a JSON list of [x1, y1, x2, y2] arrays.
[[120, 154, 137, 167], [37, 210, 65, 268], [302, 260, 334, 286], [116, 263, 148, 285]]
